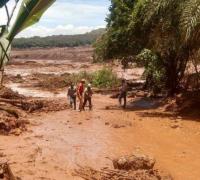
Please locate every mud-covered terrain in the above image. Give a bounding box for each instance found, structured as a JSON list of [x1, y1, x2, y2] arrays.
[[0, 47, 200, 180]]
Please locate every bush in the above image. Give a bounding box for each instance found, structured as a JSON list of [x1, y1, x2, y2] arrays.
[[92, 68, 120, 88], [34, 68, 120, 90], [136, 49, 166, 94]]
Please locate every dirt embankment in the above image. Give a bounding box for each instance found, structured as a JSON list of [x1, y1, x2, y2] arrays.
[[0, 87, 69, 136]]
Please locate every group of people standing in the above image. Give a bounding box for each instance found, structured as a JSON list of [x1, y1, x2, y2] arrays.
[[67, 79, 93, 111], [67, 78, 128, 111]]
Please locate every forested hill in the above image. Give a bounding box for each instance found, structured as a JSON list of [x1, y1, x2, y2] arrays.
[[13, 28, 105, 49]]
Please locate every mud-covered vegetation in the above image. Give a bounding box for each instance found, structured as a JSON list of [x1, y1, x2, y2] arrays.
[[94, 0, 200, 96], [34, 68, 120, 90]]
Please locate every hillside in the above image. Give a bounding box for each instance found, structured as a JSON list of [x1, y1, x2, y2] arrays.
[[13, 28, 105, 49]]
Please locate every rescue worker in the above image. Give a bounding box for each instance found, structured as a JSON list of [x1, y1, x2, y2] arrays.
[[77, 79, 85, 111], [119, 79, 128, 109], [83, 83, 93, 110], [67, 83, 76, 110]]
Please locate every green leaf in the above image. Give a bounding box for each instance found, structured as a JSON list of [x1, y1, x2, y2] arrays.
[[8, 0, 55, 41], [0, 36, 11, 70]]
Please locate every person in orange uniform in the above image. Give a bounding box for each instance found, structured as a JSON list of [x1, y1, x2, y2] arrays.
[[77, 79, 85, 111]]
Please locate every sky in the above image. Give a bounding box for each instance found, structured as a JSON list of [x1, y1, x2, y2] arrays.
[[0, 0, 110, 37]]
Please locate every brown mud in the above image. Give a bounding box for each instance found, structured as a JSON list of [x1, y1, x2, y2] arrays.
[[0, 47, 200, 180]]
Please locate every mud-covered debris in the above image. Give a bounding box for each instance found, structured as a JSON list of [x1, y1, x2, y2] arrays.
[[0, 87, 25, 99], [105, 106, 110, 110], [74, 166, 162, 180], [170, 124, 179, 129], [0, 162, 20, 180], [74, 154, 173, 180], [112, 124, 125, 129], [0, 87, 69, 113], [113, 154, 155, 170], [0, 118, 29, 136], [105, 122, 110, 126]]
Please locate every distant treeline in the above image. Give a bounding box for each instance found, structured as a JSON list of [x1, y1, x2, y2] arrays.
[[13, 28, 105, 48]]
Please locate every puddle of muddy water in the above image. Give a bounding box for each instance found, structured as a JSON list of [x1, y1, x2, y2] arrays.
[[7, 83, 66, 98]]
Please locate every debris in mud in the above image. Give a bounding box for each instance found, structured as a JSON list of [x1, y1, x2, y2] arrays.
[[170, 124, 178, 129], [0, 87, 69, 113], [111, 122, 132, 129], [112, 154, 155, 170], [0, 87, 68, 135], [0, 162, 20, 180], [0, 87, 25, 99], [0, 117, 29, 136], [105, 106, 110, 110], [74, 153, 173, 180], [112, 124, 125, 129], [105, 122, 110, 126]]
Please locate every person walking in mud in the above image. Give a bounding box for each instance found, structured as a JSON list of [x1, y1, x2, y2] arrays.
[[67, 83, 77, 110], [83, 83, 93, 110], [119, 79, 128, 109], [77, 79, 85, 111]]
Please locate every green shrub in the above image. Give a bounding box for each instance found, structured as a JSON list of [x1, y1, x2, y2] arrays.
[[35, 68, 120, 90], [92, 68, 120, 88]]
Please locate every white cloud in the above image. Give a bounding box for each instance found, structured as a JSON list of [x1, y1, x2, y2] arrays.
[[0, 0, 109, 37], [17, 24, 105, 38]]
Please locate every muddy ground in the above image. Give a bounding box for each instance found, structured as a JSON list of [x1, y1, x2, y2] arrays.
[[0, 46, 200, 180]]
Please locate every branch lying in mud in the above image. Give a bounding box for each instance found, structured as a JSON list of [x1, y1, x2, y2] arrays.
[[0, 98, 43, 112]]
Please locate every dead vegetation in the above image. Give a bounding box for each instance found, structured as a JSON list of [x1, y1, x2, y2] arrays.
[[74, 154, 172, 180]]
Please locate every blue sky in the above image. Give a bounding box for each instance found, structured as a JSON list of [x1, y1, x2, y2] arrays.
[[2, 0, 110, 37]]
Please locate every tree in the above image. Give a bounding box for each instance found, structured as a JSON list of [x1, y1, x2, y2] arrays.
[[94, 0, 200, 95]]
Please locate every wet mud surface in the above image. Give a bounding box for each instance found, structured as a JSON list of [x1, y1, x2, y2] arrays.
[[0, 47, 200, 180]]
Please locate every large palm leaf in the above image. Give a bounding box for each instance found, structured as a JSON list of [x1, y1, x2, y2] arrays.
[[181, 0, 200, 43], [0, 0, 9, 8], [0, 0, 55, 70], [8, 0, 55, 41]]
